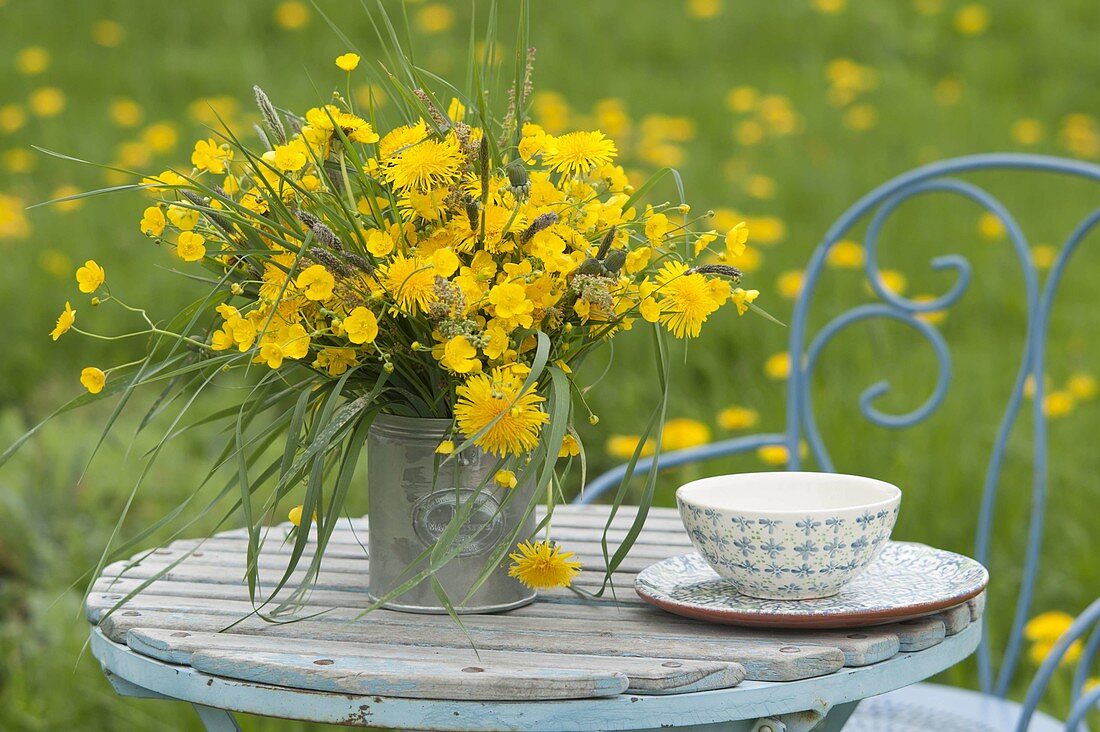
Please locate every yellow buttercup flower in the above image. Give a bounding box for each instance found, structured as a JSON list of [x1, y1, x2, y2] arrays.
[[275, 1, 310, 30], [827, 240, 865, 268], [558, 433, 581, 458], [176, 231, 206, 262], [654, 261, 726, 339], [757, 444, 789, 465], [29, 87, 65, 117], [167, 204, 199, 231], [765, 351, 791, 380], [313, 347, 357, 376], [343, 307, 378, 344], [725, 222, 749, 260], [730, 288, 759, 315], [645, 213, 671, 242], [454, 369, 548, 457], [978, 211, 1005, 241], [289, 505, 318, 527], [508, 540, 582, 590], [273, 142, 308, 172], [295, 264, 335, 301], [50, 301, 76, 340], [441, 336, 480, 374], [335, 53, 361, 71], [75, 260, 105, 294], [435, 440, 455, 455], [543, 130, 617, 177], [777, 270, 804, 299], [1067, 372, 1097, 401], [191, 138, 232, 174], [80, 367, 106, 394], [494, 469, 518, 489], [1042, 391, 1075, 419], [954, 4, 990, 36], [16, 46, 50, 76], [718, 406, 759, 430]]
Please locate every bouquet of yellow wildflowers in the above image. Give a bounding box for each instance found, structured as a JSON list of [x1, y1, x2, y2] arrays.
[[14, 4, 761, 611]]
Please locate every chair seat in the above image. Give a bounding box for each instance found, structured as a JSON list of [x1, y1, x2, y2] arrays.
[[844, 682, 1062, 731]]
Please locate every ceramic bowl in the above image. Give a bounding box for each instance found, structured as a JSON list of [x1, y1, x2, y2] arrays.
[[676, 472, 901, 600]]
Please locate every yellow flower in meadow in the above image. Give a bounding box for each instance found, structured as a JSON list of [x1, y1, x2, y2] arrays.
[[80, 367, 106, 394], [543, 130, 618, 177], [1042, 391, 1075, 418], [718, 406, 759, 430], [109, 98, 143, 128], [454, 369, 548, 457], [865, 270, 907, 296], [812, 0, 846, 13], [757, 445, 789, 465], [441, 336, 480, 374], [0, 193, 31, 239], [955, 4, 990, 36], [0, 104, 26, 133], [827, 240, 865, 268], [913, 295, 948, 326], [16, 46, 50, 75], [777, 270, 804, 299], [687, 0, 723, 19], [1031, 245, 1057, 270], [140, 206, 166, 237], [1084, 678, 1100, 693], [606, 434, 655, 459], [978, 212, 1006, 240], [765, 351, 791, 380], [1067, 372, 1097, 401], [384, 135, 463, 190], [1028, 638, 1082, 667], [142, 122, 179, 152], [435, 440, 455, 455], [75, 260, 105, 293], [654, 261, 726, 339], [508, 540, 582, 590], [91, 20, 125, 47], [50, 302, 76, 340], [1025, 611, 1075, 642], [274, 1, 310, 29], [335, 53, 361, 71], [191, 138, 232, 174], [29, 87, 65, 117], [730, 288, 759, 315], [416, 4, 456, 34], [295, 265, 335, 301], [382, 254, 436, 314], [343, 307, 378, 344], [314, 347, 357, 376], [559, 433, 581, 458], [1011, 119, 1045, 146], [661, 418, 710, 451], [176, 231, 206, 262], [494, 469, 518, 489]]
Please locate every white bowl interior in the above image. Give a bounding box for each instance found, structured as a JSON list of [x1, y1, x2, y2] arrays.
[[678, 472, 900, 514]]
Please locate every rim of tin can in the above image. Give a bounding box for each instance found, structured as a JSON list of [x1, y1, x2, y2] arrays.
[[370, 412, 454, 439]]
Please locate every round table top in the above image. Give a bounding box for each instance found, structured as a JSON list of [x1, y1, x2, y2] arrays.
[[87, 505, 982, 731]]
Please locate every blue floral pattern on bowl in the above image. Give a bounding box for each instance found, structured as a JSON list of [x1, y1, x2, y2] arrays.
[[678, 491, 900, 600]]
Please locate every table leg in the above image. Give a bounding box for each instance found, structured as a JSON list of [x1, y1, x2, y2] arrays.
[[814, 701, 860, 731], [192, 704, 242, 732]]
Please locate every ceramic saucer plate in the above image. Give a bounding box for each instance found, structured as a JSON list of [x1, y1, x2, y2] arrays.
[[634, 541, 988, 629]]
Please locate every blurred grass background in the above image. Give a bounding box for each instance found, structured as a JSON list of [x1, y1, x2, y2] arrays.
[[2, 0, 1099, 729]]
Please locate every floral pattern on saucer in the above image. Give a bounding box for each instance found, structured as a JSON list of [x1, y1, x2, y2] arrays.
[[635, 542, 988, 629]]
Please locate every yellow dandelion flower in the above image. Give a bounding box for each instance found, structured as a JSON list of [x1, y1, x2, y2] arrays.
[[543, 130, 617, 177], [305, 105, 379, 144], [1042, 391, 1075, 419], [718, 406, 759, 431], [381, 254, 437, 314], [1031, 245, 1057, 270], [75, 260, 105, 294], [1012, 119, 1045, 146], [827, 240, 865, 268], [454, 369, 548, 457], [978, 212, 1005, 240], [494, 469, 518, 489], [654, 261, 726, 339], [416, 3, 455, 34], [765, 351, 791, 380], [954, 4, 990, 36], [1025, 611, 1075, 642], [383, 135, 464, 190], [508, 540, 582, 590], [662, 418, 711, 451], [50, 301, 76, 340], [1067, 372, 1097, 401], [606, 434, 656, 459], [16, 46, 50, 76], [80, 366, 106, 394], [335, 53, 361, 71], [913, 294, 948, 326], [757, 444, 790, 465], [777, 270, 804, 299], [379, 120, 429, 159]]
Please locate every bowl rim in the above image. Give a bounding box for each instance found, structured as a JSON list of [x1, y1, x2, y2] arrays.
[[676, 471, 901, 515]]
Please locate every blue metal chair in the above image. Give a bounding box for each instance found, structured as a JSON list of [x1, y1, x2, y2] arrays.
[[577, 154, 1100, 731]]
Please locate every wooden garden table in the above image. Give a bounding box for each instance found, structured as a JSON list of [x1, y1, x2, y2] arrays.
[[86, 505, 982, 731]]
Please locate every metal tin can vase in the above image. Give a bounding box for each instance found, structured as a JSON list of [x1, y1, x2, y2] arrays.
[[366, 413, 538, 613]]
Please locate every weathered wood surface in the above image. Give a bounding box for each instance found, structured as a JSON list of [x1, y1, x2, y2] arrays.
[[87, 504, 980, 702]]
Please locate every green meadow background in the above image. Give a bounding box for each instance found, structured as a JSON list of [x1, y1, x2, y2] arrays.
[[2, 0, 1099, 729]]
